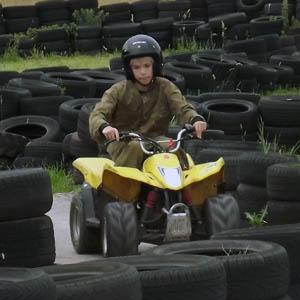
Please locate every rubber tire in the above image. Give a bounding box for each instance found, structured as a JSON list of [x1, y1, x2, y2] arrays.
[[201, 98, 258, 135], [237, 152, 298, 186], [40, 72, 97, 98], [263, 125, 300, 147], [7, 78, 61, 97], [0, 215, 56, 267], [145, 239, 290, 300], [0, 115, 62, 142], [258, 95, 300, 127], [0, 167, 52, 221], [266, 199, 300, 225], [22, 140, 63, 166], [267, 162, 300, 202], [0, 86, 20, 120], [69, 192, 101, 254], [70, 131, 98, 157], [288, 283, 300, 300], [19, 95, 73, 117], [0, 131, 30, 158], [0, 267, 57, 300], [40, 261, 142, 300], [193, 91, 261, 105], [211, 223, 300, 284], [234, 182, 268, 220], [102, 201, 139, 257], [163, 61, 213, 92], [77, 254, 227, 300], [68, 132, 98, 158], [71, 70, 125, 97], [59, 98, 98, 134]]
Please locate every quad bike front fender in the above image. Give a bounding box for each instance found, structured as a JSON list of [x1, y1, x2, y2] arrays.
[[73, 157, 165, 202], [73, 157, 225, 204]]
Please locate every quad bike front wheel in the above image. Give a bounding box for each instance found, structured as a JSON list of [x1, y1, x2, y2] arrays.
[[69, 192, 101, 254], [102, 202, 139, 257], [202, 193, 240, 236]]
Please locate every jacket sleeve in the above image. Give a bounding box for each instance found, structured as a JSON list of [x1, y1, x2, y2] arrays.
[[89, 86, 118, 143], [164, 80, 205, 125]]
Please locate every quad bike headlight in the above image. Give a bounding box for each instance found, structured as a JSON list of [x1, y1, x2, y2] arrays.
[[158, 167, 182, 188]]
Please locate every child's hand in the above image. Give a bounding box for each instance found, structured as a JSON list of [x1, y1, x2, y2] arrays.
[[102, 126, 120, 141], [193, 121, 207, 139]]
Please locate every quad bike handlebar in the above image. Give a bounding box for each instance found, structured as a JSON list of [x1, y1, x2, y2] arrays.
[[104, 124, 195, 155]]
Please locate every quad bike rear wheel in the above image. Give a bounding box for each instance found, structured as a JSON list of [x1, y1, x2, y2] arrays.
[[102, 202, 139, 257], [70, 192, 101, 254]]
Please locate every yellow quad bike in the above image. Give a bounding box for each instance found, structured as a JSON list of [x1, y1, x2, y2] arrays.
[[70, 124, 240, 257]]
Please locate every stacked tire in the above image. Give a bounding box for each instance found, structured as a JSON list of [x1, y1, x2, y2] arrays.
[[130, 0, 158, 23], [67, 0, 98, 15], [141, 17, 174, 50], [102, 22, 141, 52], [36, 27, 71, 55], [35, 0, 70, 27], [157, 0, 191, 21], [0, 34, 14, 55], [266, 161, 300, 225], [3, 5, 39, 34], [100, 2, 132, 26], [258, 94, 300, 147], [60, 99, 103, 176], [189, 0, 208, 21], [73, 25, 103, 53], [183, 137, 263, 192], [234, 151, 298, 226], [0, 168, 56, 267], [0, 4, 5, 35]]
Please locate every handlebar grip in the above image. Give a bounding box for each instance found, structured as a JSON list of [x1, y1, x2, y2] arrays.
[[202, 129, 225, 140], [183, 123, 195, 133]]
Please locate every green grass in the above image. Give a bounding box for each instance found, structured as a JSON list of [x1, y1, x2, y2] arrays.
[[1, 48, 120, 72], [46, 165, 81, 194], [264, 86, 300, 96], [1, 38, 212, 73]]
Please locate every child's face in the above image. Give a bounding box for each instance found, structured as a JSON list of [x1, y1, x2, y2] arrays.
[[130, 56, 154, 86]]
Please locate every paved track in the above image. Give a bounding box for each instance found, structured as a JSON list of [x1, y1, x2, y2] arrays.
[[47, 192, 155, 265]]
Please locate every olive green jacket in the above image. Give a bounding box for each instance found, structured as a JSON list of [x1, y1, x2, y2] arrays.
[[89, 77, 204, 143]]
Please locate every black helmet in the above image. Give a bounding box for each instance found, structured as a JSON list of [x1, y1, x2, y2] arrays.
[[121, 34, 163, 80]]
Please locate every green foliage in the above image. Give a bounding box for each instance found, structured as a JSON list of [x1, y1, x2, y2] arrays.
[[257, 116, 300, 155], [72, 8, 108, 26], [46, 165, 80, 194], [2, 43, 19, 61], [281, 0, 289, 33], [290, 16, 300, 29], [26, 24, 60, 39], [63, 22, 78, 40], [245, 206, 268, 227]]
